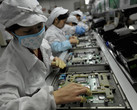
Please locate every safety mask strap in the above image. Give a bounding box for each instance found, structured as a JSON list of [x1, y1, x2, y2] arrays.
[[12, 26, 45, 44]]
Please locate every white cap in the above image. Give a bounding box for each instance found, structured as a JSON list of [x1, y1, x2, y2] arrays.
[[66, 15, 78, 24], [46, 7, 68, 27], [0, 0, 47, 28], [70, 10, 83, 17], [129, 13, 137, 21]]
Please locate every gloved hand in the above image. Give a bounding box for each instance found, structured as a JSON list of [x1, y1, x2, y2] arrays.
[[69, 39, 79, 44], [75, 26, 86, 35], [51, 57, 66, 69]]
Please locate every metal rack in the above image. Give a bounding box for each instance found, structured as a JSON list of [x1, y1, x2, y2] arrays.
[[94, 32, 137, 110]]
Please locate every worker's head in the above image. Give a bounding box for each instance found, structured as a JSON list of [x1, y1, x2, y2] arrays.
[[53, 12, 69, 29], [66, 15, 78, 26], [46, 7, 69, 28], [75, 14, 81, 21], [0, 0, 47, 49], [71, 10, 83, 21]]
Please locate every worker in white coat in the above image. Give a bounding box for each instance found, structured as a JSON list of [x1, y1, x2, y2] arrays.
[[44, 7, 79, 57], [62, 15, 86, 36], [71, 10, 89, 31], [0, 0, 90, 110]]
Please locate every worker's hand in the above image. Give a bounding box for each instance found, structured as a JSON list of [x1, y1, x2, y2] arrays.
[[53, 83, 92, 105], [69, 39, 79, 44], [51, 57, 66, 69]]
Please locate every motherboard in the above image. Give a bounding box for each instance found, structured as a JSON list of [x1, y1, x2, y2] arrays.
[[73, 40, 98, 49], [53, 71, 129, 110], [67, 48, 107, 66]]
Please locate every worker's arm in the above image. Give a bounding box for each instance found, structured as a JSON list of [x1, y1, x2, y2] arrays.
[[0, 86, 56, 110], [51, 40, 72, 53]]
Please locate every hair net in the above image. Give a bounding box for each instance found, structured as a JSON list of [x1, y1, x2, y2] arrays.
[[70, 10, 83, 18], [46, 7, 68, 28], [66, 15, 78, 24], [0, 0, 47, 28]]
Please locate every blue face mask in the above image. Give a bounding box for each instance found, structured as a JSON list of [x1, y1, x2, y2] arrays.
[[13, 26, 45, 49]]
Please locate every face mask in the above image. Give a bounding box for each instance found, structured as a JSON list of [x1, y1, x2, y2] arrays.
[[13, 27, 45, 49]]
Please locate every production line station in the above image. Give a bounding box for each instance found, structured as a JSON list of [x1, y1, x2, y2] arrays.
[[45, 8, 137, 110]]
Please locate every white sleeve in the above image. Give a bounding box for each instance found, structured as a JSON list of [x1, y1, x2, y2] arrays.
[[50, 55, 54, 61], [0, 86, 56, 110]]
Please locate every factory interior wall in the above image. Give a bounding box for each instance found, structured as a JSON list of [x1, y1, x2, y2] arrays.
[[39, 0, 81, 17]]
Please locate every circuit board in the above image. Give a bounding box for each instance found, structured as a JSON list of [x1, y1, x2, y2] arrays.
[[67, 48, 107, 66], [78, 34, 96, 42], [73, 40, 99, 49], [59, 73, 114, 103], [53, 72, 130, 110]]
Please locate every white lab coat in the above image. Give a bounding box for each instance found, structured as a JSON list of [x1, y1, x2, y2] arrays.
[[78, 21, 89, 31], [40, 38, 54, 73], [0, 38, 56, 110], [62, 24, 76, 35], [44, 25, 69, 57]]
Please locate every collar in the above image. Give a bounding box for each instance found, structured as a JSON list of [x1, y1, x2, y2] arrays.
[[12, 39, 38, 71], [52, 25, 65, 35]]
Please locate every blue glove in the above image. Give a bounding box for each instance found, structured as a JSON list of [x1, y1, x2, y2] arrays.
[[75, 26, 86, 35], [51, 41, 72, 53], [82, 15, 86, 19]]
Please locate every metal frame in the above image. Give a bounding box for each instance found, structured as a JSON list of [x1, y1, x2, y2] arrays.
[[94, 32, 137, 110]]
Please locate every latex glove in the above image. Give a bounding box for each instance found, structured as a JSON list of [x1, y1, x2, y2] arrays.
[[53, 83, 92, 104], [51, 57, 66, 69], [69, 39, 79, 44], [75, 26, 86, 35]]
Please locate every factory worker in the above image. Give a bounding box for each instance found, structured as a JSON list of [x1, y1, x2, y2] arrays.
[[62, 15, 86, 35], [71, 10, 89, 31], [0, 0, 90, 110], [44, 7, 79, 57]]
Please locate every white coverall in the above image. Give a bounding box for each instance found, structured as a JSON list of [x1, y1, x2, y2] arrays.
[[71, 10, 89, 31], [62, 24, 76, 35], [41, 38, 54, 73], [78, 21, 89, 31], [44, 25, 72, 57], [0, 39, 56, 110]]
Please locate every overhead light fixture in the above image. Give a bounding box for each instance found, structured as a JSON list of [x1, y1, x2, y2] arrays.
[[85, 0, 90, 5]]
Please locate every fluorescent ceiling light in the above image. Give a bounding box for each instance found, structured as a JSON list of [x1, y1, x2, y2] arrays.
[[85, 0, 90, 5]]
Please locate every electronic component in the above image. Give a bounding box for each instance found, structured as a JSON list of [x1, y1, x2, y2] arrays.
[[67, 48, 107, 66], [78, 34, 95, 42], [73, 40, 99, 49], [53, 72, 129, 110]]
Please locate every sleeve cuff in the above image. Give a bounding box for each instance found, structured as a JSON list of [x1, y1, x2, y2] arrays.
[[50, 56, 54, 61], [66, 40, 72, 48], [41, 86, 56, 110]]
